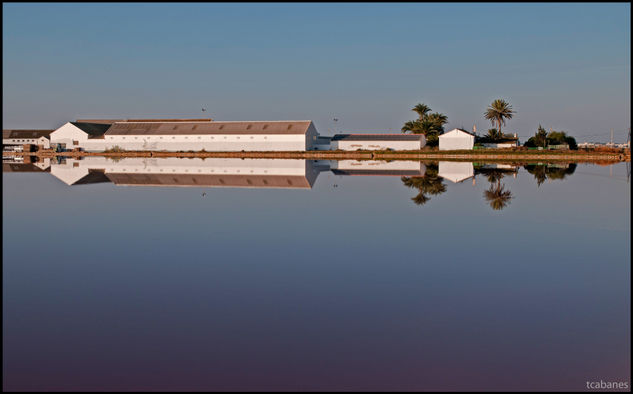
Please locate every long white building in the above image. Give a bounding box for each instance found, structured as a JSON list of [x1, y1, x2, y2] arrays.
[[331, 134, 425, 151], [49, 119, 321, 152]]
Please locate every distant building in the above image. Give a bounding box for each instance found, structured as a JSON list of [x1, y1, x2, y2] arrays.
[[477, 134, 519, 149], [49, 119, 321, 152], [331, 134, 425, 151], [439, 129, 475, 151], [3, 129, 52, 149]]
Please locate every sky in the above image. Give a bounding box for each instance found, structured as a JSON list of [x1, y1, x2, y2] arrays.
[[2, 3, 631, 142]]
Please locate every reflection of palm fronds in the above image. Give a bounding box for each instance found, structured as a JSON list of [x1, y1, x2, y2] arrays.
[[484, 183, 513, 211], [412, 191, 431, 206], [402, 167, 447, 207], [486, 170, 505, 184]]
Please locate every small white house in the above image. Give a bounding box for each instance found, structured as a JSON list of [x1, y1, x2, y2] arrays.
[[49, 122, 111, 151], [331, 134, 425, 151], [439, 129, 475, 151], [3, 130, 52, 149]]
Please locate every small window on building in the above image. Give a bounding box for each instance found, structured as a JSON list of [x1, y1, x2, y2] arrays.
[[73, 140, 79, 145], [263, 124, 268, 130], [246, 125, 252, 130], [287, 124, 293, 130]]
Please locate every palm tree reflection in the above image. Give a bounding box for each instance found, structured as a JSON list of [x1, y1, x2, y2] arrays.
[[401, 163, 446, 206], [484, 181, 513, 210]]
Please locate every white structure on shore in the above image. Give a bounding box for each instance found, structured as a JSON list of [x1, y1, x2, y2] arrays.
[[331, 134, 425, 151], [3, 130, 52, 150], [49, 119, 321, 152], [439, 128, 475, 151]]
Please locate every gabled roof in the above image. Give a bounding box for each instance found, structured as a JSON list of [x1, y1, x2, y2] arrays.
[[105, 121, 313, 135], [331, 134, 424, 141], [3, 129, 53, 139], [441, 128, 476, 137], [70, 122, 111, 139]]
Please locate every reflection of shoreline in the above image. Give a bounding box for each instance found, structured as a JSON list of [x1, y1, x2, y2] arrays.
[[3, 150, 629, 163], [3, 157, 584, 196]]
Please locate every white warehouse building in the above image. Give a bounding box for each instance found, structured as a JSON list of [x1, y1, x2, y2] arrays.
[[331, 134, 425, 151], [438, 128, 475, 151], [49, 119, 321, 152]]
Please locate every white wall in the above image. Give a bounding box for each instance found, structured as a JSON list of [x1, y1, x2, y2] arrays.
[[438, 161, 474, 183], [332, 160, 425, 173], [98, 134, 308, 152], [49, 123, 101, 151], [2, 137, 49, 148], [439, 131, 475, 151], [332, 139, 423, 151]]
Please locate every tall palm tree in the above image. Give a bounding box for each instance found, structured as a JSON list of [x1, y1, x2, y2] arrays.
[[484, 99, 515, 136], [412, 104, 431, 120]]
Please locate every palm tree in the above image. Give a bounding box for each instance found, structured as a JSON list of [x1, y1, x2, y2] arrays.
[[484, 99, 515, 136], [412, 104, 431, 120]]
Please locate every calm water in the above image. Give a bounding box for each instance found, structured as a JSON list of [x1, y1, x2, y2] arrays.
[[3, 158, 630, 391]]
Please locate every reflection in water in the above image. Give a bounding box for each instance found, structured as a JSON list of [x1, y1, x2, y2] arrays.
[[3, 157, 584, 212], [524, 163, 577, 186], [401, 163, 446, 206], [484, 181, 513, 210]]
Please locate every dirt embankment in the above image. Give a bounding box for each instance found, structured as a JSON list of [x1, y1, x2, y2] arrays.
[[3, 148, 629, 163]]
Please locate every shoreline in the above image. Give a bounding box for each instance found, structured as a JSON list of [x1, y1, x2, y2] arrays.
[[3, 149, 629, 163]]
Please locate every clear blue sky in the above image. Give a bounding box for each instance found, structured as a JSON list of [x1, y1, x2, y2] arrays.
[[2, 3, 630, 142]]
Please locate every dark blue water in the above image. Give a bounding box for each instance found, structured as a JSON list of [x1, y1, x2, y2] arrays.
[[3, 160, 630, 391]]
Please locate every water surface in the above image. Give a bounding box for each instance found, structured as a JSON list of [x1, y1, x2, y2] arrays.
[[3, 158, 630, 391]]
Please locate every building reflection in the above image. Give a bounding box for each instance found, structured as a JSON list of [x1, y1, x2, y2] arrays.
[[3, 157, 579, 210]]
